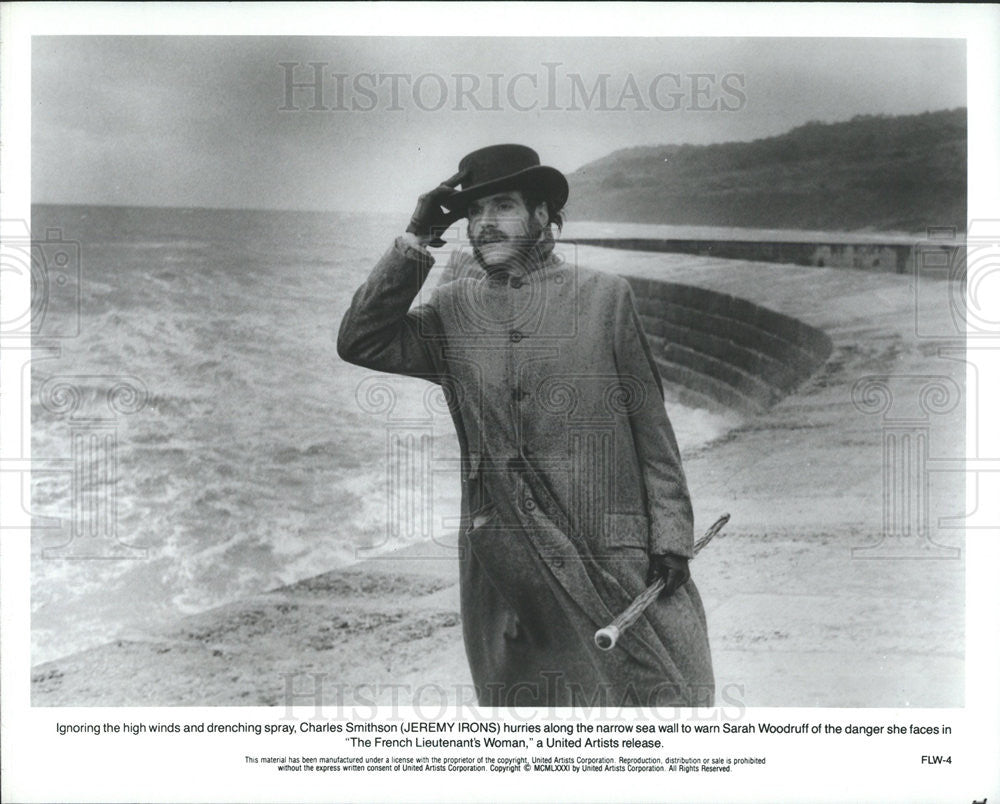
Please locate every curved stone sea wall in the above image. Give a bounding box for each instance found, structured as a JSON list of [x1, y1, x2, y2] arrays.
[[624, 275, 833, 414]]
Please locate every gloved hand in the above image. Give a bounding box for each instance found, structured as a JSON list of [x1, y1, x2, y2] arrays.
[[648, 553, 691, 597], [406, 170, 467, 247]]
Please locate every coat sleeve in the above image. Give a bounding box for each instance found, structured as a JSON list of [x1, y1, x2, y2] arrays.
[[337, 237, 446, 382], [611, 278, 695, 558]]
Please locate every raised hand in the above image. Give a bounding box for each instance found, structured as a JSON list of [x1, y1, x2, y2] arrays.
[[406, 170, 468, 247]]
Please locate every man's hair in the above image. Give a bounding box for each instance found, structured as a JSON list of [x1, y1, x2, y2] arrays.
[[522, 192, 565, 233]]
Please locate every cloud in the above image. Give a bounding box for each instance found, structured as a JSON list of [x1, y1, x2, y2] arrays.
[[32, 36, 966, 211]]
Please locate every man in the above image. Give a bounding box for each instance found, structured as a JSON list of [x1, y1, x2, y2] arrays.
[[338, 144, 713, 707]]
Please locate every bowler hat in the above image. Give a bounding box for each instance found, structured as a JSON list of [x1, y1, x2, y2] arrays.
[[444, 144, 568, 216]]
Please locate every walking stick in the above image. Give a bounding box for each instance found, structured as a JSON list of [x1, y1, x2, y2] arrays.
[[594, 513, 730, 651]]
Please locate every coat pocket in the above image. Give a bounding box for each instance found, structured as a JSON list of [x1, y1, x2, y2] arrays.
[[603, 512, 650, 551], [601, 512, 651, 586], [469, 502, 498, 532], [464, 509, 553, 613]]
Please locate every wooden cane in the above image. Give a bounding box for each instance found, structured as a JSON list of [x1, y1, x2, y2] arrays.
[[594, 513, 730, 651]]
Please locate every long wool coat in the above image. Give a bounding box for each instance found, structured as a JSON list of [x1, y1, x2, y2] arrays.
[[338, 237, 714, 707]]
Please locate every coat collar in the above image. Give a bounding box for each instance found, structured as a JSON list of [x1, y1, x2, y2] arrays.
[[479, 230, 558, 282]]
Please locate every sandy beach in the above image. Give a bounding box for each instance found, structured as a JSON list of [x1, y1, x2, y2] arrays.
[[31, 245, 964, 708]]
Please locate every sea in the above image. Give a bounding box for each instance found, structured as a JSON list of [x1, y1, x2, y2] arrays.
[[29, 204, 743, 665]]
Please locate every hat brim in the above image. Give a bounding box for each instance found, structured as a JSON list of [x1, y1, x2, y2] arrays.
[[443, 165, 568, 216]]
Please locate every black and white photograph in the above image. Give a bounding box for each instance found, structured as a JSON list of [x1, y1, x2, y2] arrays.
[[2, 3, 998, 802]]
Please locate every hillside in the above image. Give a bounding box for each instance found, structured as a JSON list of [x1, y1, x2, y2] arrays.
[[566, 109, 966, 233]]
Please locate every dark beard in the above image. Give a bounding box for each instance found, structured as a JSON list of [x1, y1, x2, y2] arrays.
[[472, 222, 545, 273]]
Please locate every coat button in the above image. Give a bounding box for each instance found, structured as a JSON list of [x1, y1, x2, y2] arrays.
[[509, 329, 523, 343], [522, 496, 536, 512], [551, 557, 565, 568]]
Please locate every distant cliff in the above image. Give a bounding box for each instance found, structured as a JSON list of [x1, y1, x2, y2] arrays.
[[566, 108, 966, 233]]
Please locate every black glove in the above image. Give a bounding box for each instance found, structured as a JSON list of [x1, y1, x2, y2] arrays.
[[648, 553, 691, 597], [406, 170, 467, 247]]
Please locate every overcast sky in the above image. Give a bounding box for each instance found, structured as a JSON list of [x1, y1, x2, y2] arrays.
[[32, 36, 966, 213]]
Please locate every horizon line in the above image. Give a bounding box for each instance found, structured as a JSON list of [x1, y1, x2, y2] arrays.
[[30, 201, 411, 217]]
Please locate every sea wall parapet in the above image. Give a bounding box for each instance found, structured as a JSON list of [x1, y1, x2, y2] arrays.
[[572, 237, 961, 276]]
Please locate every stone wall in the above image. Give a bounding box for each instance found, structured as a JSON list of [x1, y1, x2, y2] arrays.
[[625, 275, 833, 414], [573, 238, 962, 276]]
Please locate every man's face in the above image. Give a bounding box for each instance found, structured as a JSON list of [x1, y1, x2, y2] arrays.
[[466, 190, 548, 269]]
